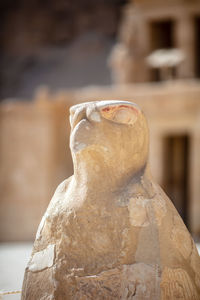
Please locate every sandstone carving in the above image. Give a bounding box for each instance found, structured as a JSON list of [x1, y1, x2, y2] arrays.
[[22, 100, 200, 299]]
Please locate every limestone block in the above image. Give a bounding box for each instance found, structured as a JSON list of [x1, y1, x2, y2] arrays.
[[22, 100, 200, 299]]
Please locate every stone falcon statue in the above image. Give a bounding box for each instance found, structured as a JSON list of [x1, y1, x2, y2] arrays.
[[22, 100, 200, 300]]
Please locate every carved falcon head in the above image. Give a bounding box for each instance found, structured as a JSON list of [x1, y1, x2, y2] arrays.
[[69, 100, 149, 180]]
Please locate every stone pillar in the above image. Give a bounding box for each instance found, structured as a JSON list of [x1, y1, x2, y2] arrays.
[[175, 15, 195, 79], [117, 6, 151, 83], [135, 16, 151, 82]]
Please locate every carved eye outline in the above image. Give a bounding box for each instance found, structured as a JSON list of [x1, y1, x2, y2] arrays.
[[97, 101, 139, 126]]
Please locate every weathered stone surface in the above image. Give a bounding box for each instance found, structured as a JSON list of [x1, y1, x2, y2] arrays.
[[22, 100, 200, 299]]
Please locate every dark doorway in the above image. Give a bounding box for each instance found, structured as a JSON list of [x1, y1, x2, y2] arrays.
[[150, 20, 174, 50], [162, 135, 190, 228], [149, 20, 174, 81], [194, 17, 200, 78]]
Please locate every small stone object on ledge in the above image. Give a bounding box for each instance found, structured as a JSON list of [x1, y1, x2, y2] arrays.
[[22, 100, 200, 299]]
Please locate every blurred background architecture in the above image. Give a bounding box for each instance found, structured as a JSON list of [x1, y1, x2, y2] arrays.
[[110, 0, 200, 83], [0, 0, 126, 99], [0, 0, 200, 244]]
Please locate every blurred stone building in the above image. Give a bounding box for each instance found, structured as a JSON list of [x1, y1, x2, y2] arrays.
[[1, 0, 200, 241], [110, 0, 200, 83]]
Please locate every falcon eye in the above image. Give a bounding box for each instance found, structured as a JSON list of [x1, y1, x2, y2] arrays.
[[100, 105, 138, 125]]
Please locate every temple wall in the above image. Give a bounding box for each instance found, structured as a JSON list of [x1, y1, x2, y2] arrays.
[[0, 95, 74, 241]]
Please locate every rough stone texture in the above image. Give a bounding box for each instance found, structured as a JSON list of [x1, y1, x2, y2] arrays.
[[22, 100, 200, 299]]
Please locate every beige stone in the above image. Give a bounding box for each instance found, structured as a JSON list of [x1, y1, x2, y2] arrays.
[[0, 98, 74, 241], [22, 100, 200, 299]]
